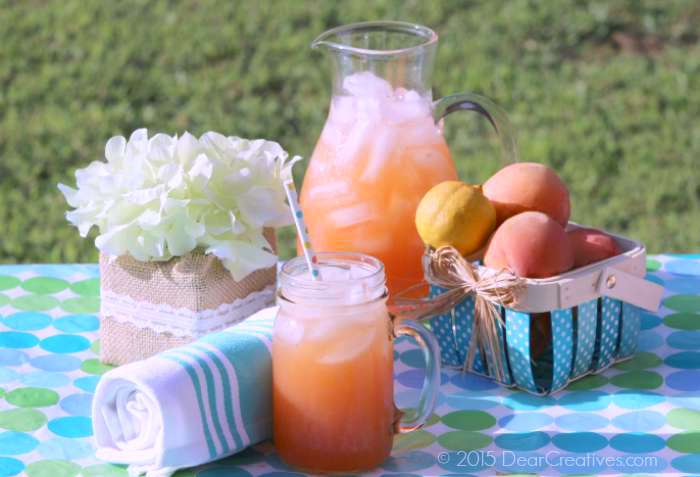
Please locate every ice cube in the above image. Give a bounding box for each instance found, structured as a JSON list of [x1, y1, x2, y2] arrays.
[[306, 180, 351, 200], [275, 317, 304, 345], [359, 126, 396, 183], [343, 71, 392, 99], [318, 326, 376, 365], [328, 96, 358, 127], [385, 97, 431, 124], [327, 203, 379, 229]]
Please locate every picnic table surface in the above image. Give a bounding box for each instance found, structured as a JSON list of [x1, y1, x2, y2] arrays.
[[0, 255, 699, 476]]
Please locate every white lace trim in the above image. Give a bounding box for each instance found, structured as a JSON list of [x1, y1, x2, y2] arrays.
[[100, 285, 276, 337]]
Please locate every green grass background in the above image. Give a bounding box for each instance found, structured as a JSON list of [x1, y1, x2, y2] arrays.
[[1, 0, 698, 263]]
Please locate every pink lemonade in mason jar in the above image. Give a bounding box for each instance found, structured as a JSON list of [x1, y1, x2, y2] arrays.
[[273, 252, 441, 473]]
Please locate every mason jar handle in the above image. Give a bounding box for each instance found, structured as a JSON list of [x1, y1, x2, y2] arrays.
[[392, 319, 441, 433], [433, 92, 518, 164]]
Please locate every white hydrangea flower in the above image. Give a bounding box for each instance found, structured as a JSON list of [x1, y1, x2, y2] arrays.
[[59, 129, 299, 281]]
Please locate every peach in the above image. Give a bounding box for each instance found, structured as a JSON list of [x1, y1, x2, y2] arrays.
[[483, 211, 574, 278], [482, 162, 571, 226], [568, 227, 621, 268]]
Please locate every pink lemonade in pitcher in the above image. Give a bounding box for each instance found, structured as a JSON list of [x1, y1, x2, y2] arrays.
[[300, 72, 457, 295], [300, 22, 516, 296]]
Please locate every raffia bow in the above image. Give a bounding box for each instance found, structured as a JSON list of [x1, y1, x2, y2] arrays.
[[393, 246, 526, 382]]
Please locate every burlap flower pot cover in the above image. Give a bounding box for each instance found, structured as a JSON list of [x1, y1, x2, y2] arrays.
[[99, 233, 277, 365]]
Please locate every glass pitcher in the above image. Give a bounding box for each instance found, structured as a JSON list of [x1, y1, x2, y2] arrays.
[[300, 21, 517, 295]]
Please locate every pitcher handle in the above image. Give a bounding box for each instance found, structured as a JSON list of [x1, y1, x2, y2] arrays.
[[392, 318, 441, 433], [433, 92, 518, 164]]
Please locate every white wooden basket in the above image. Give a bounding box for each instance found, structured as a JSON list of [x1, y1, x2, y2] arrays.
[[426, 223, 664, 395]]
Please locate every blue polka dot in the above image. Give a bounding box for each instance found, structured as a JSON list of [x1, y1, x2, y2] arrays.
[[551, 432, 607, 452], [20, 371, 70, 388], [30, 354, 81, 372], [557, 391, 611, 411], [74, 376, 100, 393], [495, 452, 547, 474], [0, 332, 38, 349], [0, 368, 19, 384], [503, 392, 555, 411], [450, 373, 499, 391], [0, 431, 38, 455], [0, 457, 24, 476], [495, 432, 549, 451], [673, 454, 700, 473], [666, 351, 700, 369], [48, 416, 92, 437], [609, 433, 665, 453], [37, 437, 93, 460], [612, 390, 664, 409], [499, 412, 553, 431], [640, 312, 662, 330], [0, 349, 27, 366], [382, 450, 435, 472], [663, 276, 700, 294], [199, 467, 252, 477], [554, 452, 606, 474], [668, 370, 700, 391], [555, 413, 609, 431], [39, 334, 90, 354], [400, 349, 425, 368], [446, 392, 501, 411], [637, 331, 662, 351], [52, 314, 99, 333], [665, 259, 700, 276], [395, 370, 448, 389], [59, 393, 93, 416], [612, 410, 666, 432], [2, 312, 51, 331], [668, 331, 700, 350], [644, 274, 664, 286]]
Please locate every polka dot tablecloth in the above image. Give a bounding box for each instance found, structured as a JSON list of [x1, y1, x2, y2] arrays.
[[0, 255, 699, 476]]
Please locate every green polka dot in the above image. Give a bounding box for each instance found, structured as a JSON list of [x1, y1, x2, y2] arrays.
[[91, 339, 101, 355], [5, 387, 59, 407], [567, 374, 608, 390], [21, 277, 69, 295], [81, 359, 115, 375], [610, 370, 663, 389], [614, 352, 662, 370], [665, 313, 700, 330], [61, 296, 100, 313], [0, 294, 8, 307], [26, 460, 80, 477], [667, 431, 700, 453], [437, 431, 492, 451], [664, 295, 700, 313], [172, 470, 196, 477], [0, 276, 20, 291], [393, 429, 436, 451], [70, 278, 100, 297], [12, 294, 59, 311], [646, 258, 662, 272], [668, 408, 700, 430], [81, 464, 128, 477], [0, 408, 47, 431], [442, 410, 496, 431]]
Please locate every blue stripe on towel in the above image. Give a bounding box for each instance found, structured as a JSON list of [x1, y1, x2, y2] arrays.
[[160, 353, 217, 459], [201, 331, 273, 442], [177, 349, 230, 455], [191, 343, 244, 450]]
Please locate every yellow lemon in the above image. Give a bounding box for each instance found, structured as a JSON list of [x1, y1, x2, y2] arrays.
[[415, 181, 497, 256]]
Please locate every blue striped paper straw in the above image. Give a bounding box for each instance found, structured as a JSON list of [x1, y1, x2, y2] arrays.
[[283, 179, 320, 281]]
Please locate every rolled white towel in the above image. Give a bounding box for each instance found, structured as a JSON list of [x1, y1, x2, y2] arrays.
[[93, 307, 276, 476]]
